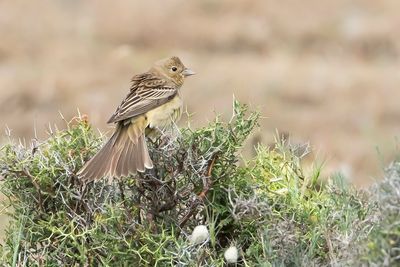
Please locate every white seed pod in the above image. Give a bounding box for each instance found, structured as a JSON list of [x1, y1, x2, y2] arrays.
[[224, 246, 239, 264], [189, 225, 209, 245]]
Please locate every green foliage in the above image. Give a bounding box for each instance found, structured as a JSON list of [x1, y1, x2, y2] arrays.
[[0, 100, 398, 266], [356, 162, 400, 266]]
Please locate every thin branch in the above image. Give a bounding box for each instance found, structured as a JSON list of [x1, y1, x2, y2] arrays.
[[119, 181, 133, 221], [179, 153, 218, 228], [11, 169, 45, 213]]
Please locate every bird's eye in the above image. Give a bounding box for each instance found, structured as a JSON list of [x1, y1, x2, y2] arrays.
[[171, 66, 178, 72]]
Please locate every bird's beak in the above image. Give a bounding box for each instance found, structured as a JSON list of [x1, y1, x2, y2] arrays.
[[182, 68, 195, 77]]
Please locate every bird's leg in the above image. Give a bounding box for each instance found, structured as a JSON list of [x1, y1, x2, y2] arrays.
[[145, 126, 171, 149], [145, 127, 159, 144], [153, 127, 170, 147]]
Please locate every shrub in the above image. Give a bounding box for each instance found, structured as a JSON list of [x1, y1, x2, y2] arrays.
[[0, 100, 398, 266], [356, 161, 400, 266]]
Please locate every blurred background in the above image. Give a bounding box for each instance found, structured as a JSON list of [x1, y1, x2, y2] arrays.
[[0, 0, 399, 186]]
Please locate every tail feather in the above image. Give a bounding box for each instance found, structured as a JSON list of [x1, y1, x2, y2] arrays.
[[78, 132, 116, 182], [118, 139, 131, 177], [143, 136, 153, 169], [110, 128, 128, 178], [77, 122, 153, 183], [136, 135, 145, 172], [115, 135, 133, 177]]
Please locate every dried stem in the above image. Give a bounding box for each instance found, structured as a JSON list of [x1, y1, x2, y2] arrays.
[[11, 169, 45, 213], [179, 153, 218, 228]]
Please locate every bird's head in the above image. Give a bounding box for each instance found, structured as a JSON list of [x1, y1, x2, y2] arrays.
[[153, 56, 195, 86]]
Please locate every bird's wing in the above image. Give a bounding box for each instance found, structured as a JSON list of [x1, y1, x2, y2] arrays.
[[107, 73, 178, 124]]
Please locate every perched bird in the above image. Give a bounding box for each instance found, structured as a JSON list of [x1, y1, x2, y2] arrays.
[[78, 56, 195, 183]]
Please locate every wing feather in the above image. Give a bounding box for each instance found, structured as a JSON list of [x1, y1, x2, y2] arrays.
[[107, 72, 177, 123]]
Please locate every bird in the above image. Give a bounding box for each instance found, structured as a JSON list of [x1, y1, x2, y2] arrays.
[[78, 56, 195, 183]]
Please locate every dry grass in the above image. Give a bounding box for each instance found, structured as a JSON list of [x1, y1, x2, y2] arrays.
[[0, 0, 399, 187]]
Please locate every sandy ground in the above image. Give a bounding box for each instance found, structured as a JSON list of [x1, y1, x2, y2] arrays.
[[0, 0, 399, 188]]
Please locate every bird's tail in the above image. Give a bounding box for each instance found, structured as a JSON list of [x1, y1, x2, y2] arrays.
[[78, 120, 153, 183]]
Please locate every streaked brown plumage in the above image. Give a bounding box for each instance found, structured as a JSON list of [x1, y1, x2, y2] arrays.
[[78, 56, 195, 183]]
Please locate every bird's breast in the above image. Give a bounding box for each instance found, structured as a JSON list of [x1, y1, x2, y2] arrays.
[[146, 94, 183, 129]]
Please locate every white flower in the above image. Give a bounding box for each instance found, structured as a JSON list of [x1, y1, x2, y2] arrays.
[[189, 225, 209, 245], [224, 246, 239, 264]]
